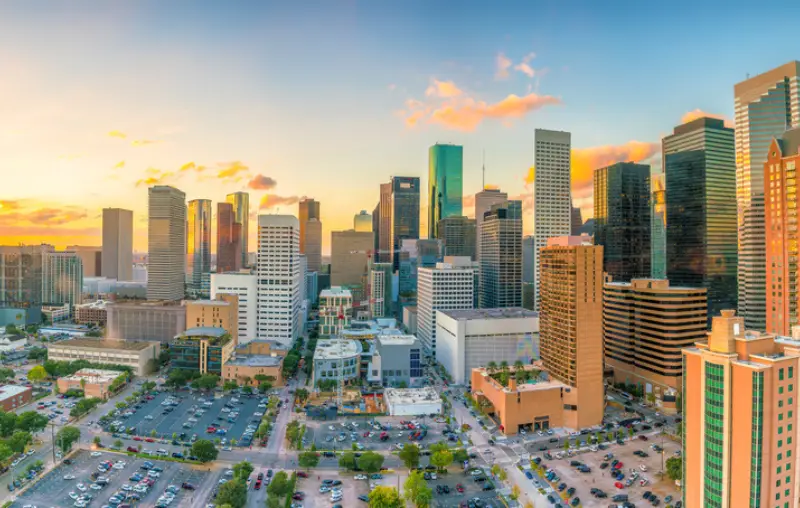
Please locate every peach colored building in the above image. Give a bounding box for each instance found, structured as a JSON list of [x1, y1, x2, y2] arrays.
[[222, 340, 287, 387], [538, 236, 604, 430], [683, 310, 800, 508], [765, 128, 800, 335], [185, 294, 239, 346], [56, 368, 123, 400]]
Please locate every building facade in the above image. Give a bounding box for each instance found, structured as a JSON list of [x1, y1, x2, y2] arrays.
[[532, 129, 572, 311], [428, 144, 463, 239], [354, 210, 372, 232], [436, 308, 539, 385], [479, 201, 522, 309], [0, 245, 47, 309], [57, 368, 125, 400], [369, 263, 393, 318], [539, 236, 604, 429], [0, 385, 32, 412], [67, 246, 101, 278], [303, 218, 322, 273], [475, 188, 508, 264], [210, 272, 257, 344], [257, 215, 301, 346], [147, 186, 186, 301], [416, 257, 475, 358], [225, 192, 249, 268], [319, 287, 352, 336], [299, 198, 321, 264], [330, 229, 372, 302], [390, 176, 421, 270], [46, 338, 161, 376], [223, 340, 286, 387], [170, 327, 235, 375], [664, 117, 737, 322], [102, 208, 133, 281], [42, 250, 83, 309], [312, 338, 362, 388], [375, 334, 423, 387], [603, 277, 707, 401], [106, 301, 186, 343], [437, 216, 476, 260], [185, 294, 239, 345], [377, 182, 392, 263], [187, 199, 212, 297], [74, 300, 108, 326], [216, 202, 242, 273], [650, 171, 667, 279], [593, 162, 651, 281]]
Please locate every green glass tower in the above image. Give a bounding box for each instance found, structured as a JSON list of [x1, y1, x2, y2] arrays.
[[428, 143, 463, 238]]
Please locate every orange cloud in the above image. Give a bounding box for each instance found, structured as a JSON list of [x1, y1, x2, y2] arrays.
[[427, 93, 561, 131], [523, 166, 535, 187], [513, 53, 537, 78], [681, 109, 733, 128], [135, 168, 174, 187], [259, 194, 301, 210], [247, 174, 278, 190], [0, 200, 22, 211], [217, 161, 249, 180], [27, 208, 88, 225], [495, 53, 512, 80], [180, 161, 206, 172], [425, 79, 463, 98], [108, 130, 127, 139], [113, 160, 125, 169]]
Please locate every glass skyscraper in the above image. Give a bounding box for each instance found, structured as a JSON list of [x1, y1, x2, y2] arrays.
[[225, 192, 249, 268], [428, 143, 463, 238], [390, 176, 420, 270], [187, 199, 212, 297], [664, 117, 737, 322], [650, 170, 666, 279]]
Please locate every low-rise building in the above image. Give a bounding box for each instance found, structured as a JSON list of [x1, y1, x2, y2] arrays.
[[185, 295, 239, 345], [384, 387, 442, 416], [46, 338, 161, 376], [223, 340, 287, 387], [169, 327, 234, 375], [374, 334, 423, 387], [0, 333, 27, 353], [312, 338, 362, 388], [436, 308, 539, 385], [319, 287, 353, 336], [0, 385, 32, 411], [107, 300, 186, 343], [210, 272, 257, 344], [42, 304, 71, 323], [74, 300, 110, 326], [56, 368, 124, 400]]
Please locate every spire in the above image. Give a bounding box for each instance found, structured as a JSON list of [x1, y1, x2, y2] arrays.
[[482, 149, 486, 190]]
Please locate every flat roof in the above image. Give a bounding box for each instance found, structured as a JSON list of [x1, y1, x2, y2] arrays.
[[439, 308, 539, 320], [49, 338, 157, 351], [76, 300, 110, 310], [377, 334, 419, 346], [186, 300, 232, 307], [226, 355, 283, 368], [314, 338, 362, 360], [320, 286, 352, 298], [385, 387, 442, 405], [0, 384, 31, 401], [62, 368, 121, 384], [178, 327, 228, 338]]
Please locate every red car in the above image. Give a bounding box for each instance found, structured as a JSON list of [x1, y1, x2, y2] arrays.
[[456, 484, 464, 493], [297, 472, 308, 478], [363, 432, 370, 437], [127, 446, 138, 453], [133, 436, 143, 442], [144, 438, 155, 443], [292, 493, 304, 500], [639, 435, 649, 441], [614, 482, 624, 489], [254, 480, 262, 490], [614, 462, 623, 469]]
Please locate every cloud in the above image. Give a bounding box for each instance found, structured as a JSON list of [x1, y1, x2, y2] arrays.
[[131, 139, 161, 147], [0, 200, 23, 211], [427, 93, 561, 131], [217, 161, 249, 180], [681, 109, 733, 128], [113, 160, 125, 169], [259, 194, 301, 210], [135, 168, 174, 187], [425, 79, 463, 98], [27, 208, 88, 226], [108, 130, 127, 139], [495, 53, 512, 80], [179, 161, 206, 172], [513, 52, 537, 78], [247, 174, 278, 190], [523, 166, 535, 187]]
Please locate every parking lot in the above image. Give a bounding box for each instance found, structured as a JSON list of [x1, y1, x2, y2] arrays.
[[305, 414, 457, 453], [427, 467, 504, 508], [104, 390, 268, 447], [533, 434, 682, 507], [295, 473, 370, 508], [11, 449, 215, 508]]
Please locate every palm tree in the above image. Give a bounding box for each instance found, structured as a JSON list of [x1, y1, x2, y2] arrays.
[[487, 361, 498, 374], [513, 360, 524, 372]]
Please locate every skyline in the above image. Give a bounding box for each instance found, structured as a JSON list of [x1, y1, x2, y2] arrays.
[[1, 1, 798, 254]]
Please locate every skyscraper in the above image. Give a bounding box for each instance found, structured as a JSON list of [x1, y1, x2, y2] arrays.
[[298, 198, 320, 255], [532, 129, 572, 310], [428, 143, 463, 238], [216, 202, 241, 273], [354, 210, 372, 232], [474, 188, 508, 263], [479, 201, 522, 308], [147, 186, 186, 301], [390, 176, 421, 270], [225, 192, 249, 268], [664, 117, 737, 322], [377, 182, 392, 263], [593, 162, 651, 281], [101, 208, 133, 281], [437, 216, 476, 259], [0, 245, 46, 308], [764, 128, 800, 334], [66, 246, 101, 278], [257, 215, 301, 346], [304, 218, 322, 272], [330, 229, 373, 304], [650, 171, 667, 279], [735, 61, 800, 330], [417, 257, 474, 358], [187, 199, 212, 296], [42, 250, 83, 308], [539, 236, 604, 429]]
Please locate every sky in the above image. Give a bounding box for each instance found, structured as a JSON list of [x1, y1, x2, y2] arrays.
[[1, 1, 798, 255]]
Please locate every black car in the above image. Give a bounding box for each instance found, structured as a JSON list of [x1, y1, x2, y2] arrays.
[[358, 495, 369, 502], [566, 487, 575, 496], [482, 483, 494, 491]]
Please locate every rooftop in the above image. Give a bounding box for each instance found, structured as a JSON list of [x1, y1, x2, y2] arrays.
[[62, 368, 122, 384], [76, 300, 110, 310], [385, 387, 442, 405], [0, 384, 31, 401], [178, 327, 228, 338], [440, 308, 538, 320], [186, 299, 232, 307], [49, 338, 157, 351], [320, 286, 353, 298], [226, 355, 283, 368], [314, 338, 362, 360], [377, 334, 419, 346]]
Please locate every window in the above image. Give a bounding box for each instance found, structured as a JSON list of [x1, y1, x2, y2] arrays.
[[790, 366, 794, 379], [780, 386, 785, 394], [780, 368, 785, 381]]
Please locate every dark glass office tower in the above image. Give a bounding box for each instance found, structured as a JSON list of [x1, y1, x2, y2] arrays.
[[479, 200, 522, 308], [428, 144, 463, 238], [664, 117, 737, 322], [593, 162, 651, 281], [390, 177, 421, 270]]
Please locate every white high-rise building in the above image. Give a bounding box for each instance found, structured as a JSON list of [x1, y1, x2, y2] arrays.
[[735, 61, 800, 329], [42, 250, 83, 308], [211, 272, 257, 344], [474, 188, 507, 263], [257, 215, 301, 346], [417, 256, 475, 358], [102, 208, 133, 281], [532, 129, 572, 310], [147, 186, 186, 301]]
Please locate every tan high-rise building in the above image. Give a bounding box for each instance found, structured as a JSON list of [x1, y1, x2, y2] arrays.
[[225, 192, 249, 268], [102, 208, 133, 281], [147, 186, 186, 301], [539, 235, 603, 429], [330, 229, 373, 304], [216, 202, 242, 273], [304, 218, 322, 272], [185, 293, 239, 346], [603, 277, 707, 403], [765, 128, 800, 335], [67, 246, 102, 277], [683, 310, 800, 508], [298, 198, 320, 252]]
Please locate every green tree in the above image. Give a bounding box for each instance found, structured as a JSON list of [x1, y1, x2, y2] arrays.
[[0, 443, 13, 462], [452, 448, 469, 464], [399, 443, 420, 470], [513, 360, 524, 372], [92, 436, 102, 447], [666, 457, 682, 481], [491, 464, 501, 477], [223, 380, 238, 392], [191, 439, 219, 462], [628, 426, 635, 439], [267, 470, 290, 497], [114, 439, 123, 449], [7, 431, 32, 453], [27, 365, 47, 383], [0, 367, 15, 382], [0, 412, 19, 438], [646, 392, 656, 405], [294, 388, 309, 402], [195, 374, 220, 391], [486, 361, 497, 374], [368, 486, 404, 508], [338, 451, 356, 470], [258, 382, 272, 393], [232, 460, 254, 481], [55, 426, 81, 453], [215, 479, 247, 508], [510, 484, 520, 501], [562, 439, 570, 451], [430, 449, 453, 472], [498, 468, 507, 482], [676, 422, 683, 437], [150, 429, 157, 438], [253, 374, 270, 384], [358, 451, 385, 475], [15, 411, 48, 434], [403, 470, 433, 508], [298, 448, 320, 470]]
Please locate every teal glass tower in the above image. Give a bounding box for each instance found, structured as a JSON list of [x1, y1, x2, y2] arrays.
[[428, 143, 463, 238]]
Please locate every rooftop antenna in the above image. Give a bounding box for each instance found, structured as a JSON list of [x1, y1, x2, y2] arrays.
[[482, 149, 486, 190]]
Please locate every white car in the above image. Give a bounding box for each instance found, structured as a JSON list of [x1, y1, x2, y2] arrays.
[[331, 494, 343, 502], [90, 484, 102, 491], [204, 401, 213, 406], [537, 431, 544, 436], [64, 475, 76, 480], [69, 492, 79, 500], [640, 465, 648, 472], [221, 407, 230, 413], [145, 415, 154, 420], [113, 462, 126, 469], [222, 446, 232, 451], [121, 484, 132, 491], [76, 483, 87, 492], [90, 451, 102, 457], [147, 471, 161, 478], [354, 474, 367, 480], [26, 449, 35, 456]]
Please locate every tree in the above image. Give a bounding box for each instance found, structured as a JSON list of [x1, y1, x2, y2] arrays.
[[0, 367, 14, 382], [7, 431, 32, 453], [114, 439, 123, 450], [253, 374, 270, 384], [403, 470, 433, 508], [368, 486, 404, 508], [258, 382, 272, 393], [452, 448, 469, 464], [562, 439, 570, 451], [196, 374, 219, 391], [298, 449, 320, 470], [491, 464, 501, 477], [0, 412, 18, 438], [267, 470, 290, 497], [486, 361, 497, 374], [666, 457, 682, 481], [56, 426, 81, 453], [338, 451, 356, 470], [150, 429, 157, 438], [16, 411, 48, 434], [191, 439, 219, 462], [430, 450, 453, 472], [0, 443, 12, 462], [232, 460, 254, 481], [92, 436, 102, 447], [358, 451, 385, 475], [646, 392, 656, 405], [223, 380, 238, 392], [513, 360, 524, 372], [26, 347, 47, 362], [676, 422, 683, 437], [216, 479, 247, 508], [399, 443, 420, 470], [498, 468, 507, 482], [628, 426, 635, 439], [294, 388, 309, 402], [27, 365, 47, 383], [510, 484, 520, 501]]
